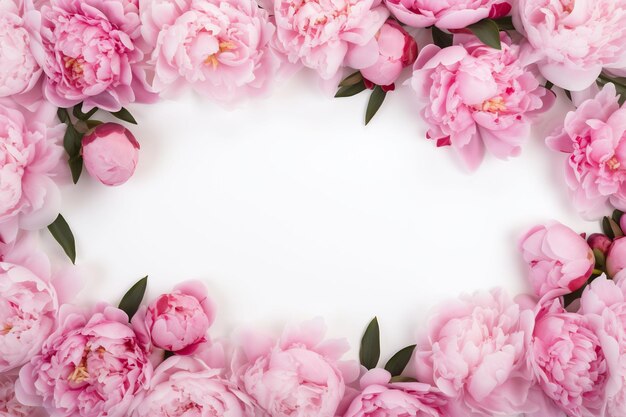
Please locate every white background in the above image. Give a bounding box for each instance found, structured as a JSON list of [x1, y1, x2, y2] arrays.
[[43, 71, 596, 361]]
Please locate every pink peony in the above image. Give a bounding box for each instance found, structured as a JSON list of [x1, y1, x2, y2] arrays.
[[530, 299, 617, 417], [0, 373, 42, 417], [15, 304, 153, 417], [272, 0, 389, 80], [232, 318, 359, 417], [411, 33, 554, 171], [519, 222, 595, 301], [82, 122, 140, 186], [607, 238, 626, 279], [385, 0, 511, 30], [414, 288, 538, 416], [546, 84, 626, 219], [0, 99, 64, 248], [34, 0, 156, 112], [345, 19, 418, 88], [129, 355, 256, 417], [342, 368, 448, 417], [135, 280, 215, 354], [514, 0, 626, 91], [143, 0, 280, 104]]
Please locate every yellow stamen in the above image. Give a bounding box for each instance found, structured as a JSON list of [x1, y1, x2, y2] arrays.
[[204, 40, 237, 69], [607, 157, 621, 171], [1, 324, 12, 335], [64, 57, 84, 79], [481, 97, 506, 113]]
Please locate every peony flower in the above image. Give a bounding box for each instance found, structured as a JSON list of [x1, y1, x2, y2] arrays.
[[82, 122, 140, 186], [272, 0, 389, 80], [414, 288, 537, 416], [232, 318, 359, 417], [15, 304, 153, 417], [342, 368, 448, 417], [546, 84, 626, 219], [129, 355, 256, 417], [0, 99, 64, 248], [135, 280, 215, 354], [588, 233, 612, 255], [411, 33, 554, 171], [345, 19, 418, 88], [519, 222, 594, 301], [514, 0, 626, 91], [143, 0, 280, 104], [34, 0, 156, 112], [530, 299, 616, 417], [0, 373, 42, 417], [385, 0, 511, 30], [607, 238, 626, 279]]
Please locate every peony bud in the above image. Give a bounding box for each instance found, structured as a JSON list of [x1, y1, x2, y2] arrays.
[[587, 233, 612, 255], [606, 237, 626, 278], [82, 123, 140, 186]]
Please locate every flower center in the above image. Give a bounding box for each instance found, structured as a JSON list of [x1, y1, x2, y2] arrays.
[[0, 324, 12, 335], [607, 156, 621, 171], [64, 56, 85, 80], [67, 346, 104, 384], [481, 97, 506, 113], [204, 41, 237, 69], [561, 0, 574, 13]]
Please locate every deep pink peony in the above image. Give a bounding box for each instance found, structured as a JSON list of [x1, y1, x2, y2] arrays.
[[129, 355, 256, 417], [0, 99, 64, 247], [519, 222, 594, 301], [34, 0, 156, 112], [272, 0, 389, 80], [385, 0, 511, 30], [342, 368, 448, 417], [232, 318, 359, 417], [414, 288, 537, 416], [546, 84, 626, 219], [143, 0, 280, 104], [15, 304, 153, 417], [345, 19, 417, 88], [411, 33, 554, 171], [0, 373, 42, 417], [531, 299, 616, 417], [514, 0, 626, 91], [136, 280, 215, 354]]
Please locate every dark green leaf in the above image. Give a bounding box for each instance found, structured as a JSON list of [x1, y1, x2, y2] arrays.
[[57, 108, 71, 125], [389, 376, 418, 383], [432, 26, 453, 48], [63, 123, 83, 157], [384, 345, 416, 377], [73, 104, 98, 121], [613, 210, 624, 225], [48, 214, 76, 264], [545, 81, 554, 90], [468, 19, 502, 50], [602, 216, 623, 239], [593, 248, 606, 269], [565, 90, 573, 102], [360, 317, 380, 370], [86, 120, 103, 129], [163, 351, 175, 360], [492, 16, 515, 31], [118, 276, 148, 320], [68, 155, 83, 184], [111, 107, 137, 124], [365, 86, 387, 125], [339, 71, 363, 87], [335, 80, 366, 98]]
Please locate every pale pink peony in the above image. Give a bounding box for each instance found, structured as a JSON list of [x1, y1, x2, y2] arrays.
[[345, 19, 418, 87], [0, 99, 64, 246], [232, 318, 359, 417], [414, 288, 538, 416], [519, 222, 595, 301], [342, 368, 448, 417], [15, 304, 153, 417], [0, 373, 42, 417], [35, 0, 156, 112], [272, 0, 389, 80], [514, 0, 626, 91], [82, 122, 140, 186], [129, 355, 257, 417], [546, 84, 626, 219], [607, 238, 626, 279], [143, 0, 280, 104], [411, 33, 554, 171], [385, 0, 511, 30]]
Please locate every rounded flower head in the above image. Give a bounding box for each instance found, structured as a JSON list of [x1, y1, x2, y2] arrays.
[[273, 0, 389, 80], [385, 0, 511, 30], [144, 0, 280, 104], [130, 355, 256, 417], [0, 373, 42, 417], [232, 318, 359, 417], [546, 84, 626, 219], [35, 0, 155, 112], [414, 288, 537, 416], [519, 222, 594, 301], [607, 238, 626, 279], [411, 34, 554, 171], [82, 122, 140, 186], [515, 0, 626, 91], [16, 304, 153, 417]]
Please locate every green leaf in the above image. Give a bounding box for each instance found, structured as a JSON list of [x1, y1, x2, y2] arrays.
[[335, 80, 366, 98], [86, 120, 103, 129], [73, 104, 98, 121], [57, 108, 71, 125], [613, 209, 624, 225], [63, 123, 83, 157], [432, 26, 453, 48], [564, 90, 573, 102], [68, 155, 83, 184], [602, 216, 623, 240], [48, 214, 76, 264], [545, 81, 554, 90], [384, 345, 417, 377], [360, 317, 380, 370], [389, 376, 418, 383], [593, 248, 606, 269], [118, 276, 148, 320], [365, 86, 387, 125], [339, 71, 363, 87], [163, 350, 175, 360], [467, 19, 502, 50], [492, 16, 515, 31], [111, 107, 137, 124]]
